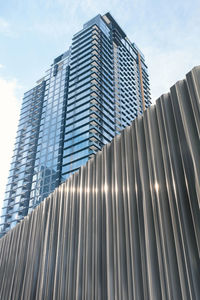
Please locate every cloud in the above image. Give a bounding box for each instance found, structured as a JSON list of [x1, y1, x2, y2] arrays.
[[0, 17, 10, 32], [0, 17, 18, 37], [0, 17, 11, 36], [0, 77, 21, 211]]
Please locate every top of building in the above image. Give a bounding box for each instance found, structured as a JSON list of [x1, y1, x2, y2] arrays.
[[102, 12, 126, 39]]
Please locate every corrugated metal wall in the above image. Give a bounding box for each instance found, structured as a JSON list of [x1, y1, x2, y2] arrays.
[[0, 66, 199, 299]]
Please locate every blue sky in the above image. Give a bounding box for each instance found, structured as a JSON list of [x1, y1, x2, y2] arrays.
[[0, 0, 200, 209]]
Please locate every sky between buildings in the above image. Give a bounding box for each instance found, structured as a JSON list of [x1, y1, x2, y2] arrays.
[[0, 0, 200, 211]]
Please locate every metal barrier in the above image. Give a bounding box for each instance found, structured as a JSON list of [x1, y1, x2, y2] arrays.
[[0, 66, 199, 299]]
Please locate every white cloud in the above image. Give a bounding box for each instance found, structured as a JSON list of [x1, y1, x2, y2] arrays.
[[0, 77, 21, 211], [0, 17, 11, 36], [0, 17, 17, 37], [0, 17, 10, 32]]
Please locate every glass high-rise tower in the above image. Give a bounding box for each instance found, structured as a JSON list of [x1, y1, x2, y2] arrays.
[[0, 13, 151, 236]]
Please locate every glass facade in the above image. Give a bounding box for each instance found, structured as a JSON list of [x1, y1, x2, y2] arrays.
[[29, 52, 70, 210], [0, 13, 151, 236]]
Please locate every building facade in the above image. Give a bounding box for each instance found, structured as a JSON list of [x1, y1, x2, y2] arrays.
[[0, 13, 151, 236]]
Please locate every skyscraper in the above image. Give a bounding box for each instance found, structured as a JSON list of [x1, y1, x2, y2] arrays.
[[0, 13, 151, 236]]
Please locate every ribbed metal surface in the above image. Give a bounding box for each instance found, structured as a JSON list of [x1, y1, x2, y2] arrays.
[[0, 66, 200, 299]]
